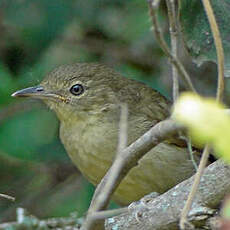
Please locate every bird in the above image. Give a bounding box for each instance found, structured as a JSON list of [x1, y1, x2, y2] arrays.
[[12, 63, 199, 206]]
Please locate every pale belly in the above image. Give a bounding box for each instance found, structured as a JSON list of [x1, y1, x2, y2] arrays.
[[60, 121, 197, 206]]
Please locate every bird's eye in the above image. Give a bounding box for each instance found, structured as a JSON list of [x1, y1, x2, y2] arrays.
[[70, 84, 84, 96]]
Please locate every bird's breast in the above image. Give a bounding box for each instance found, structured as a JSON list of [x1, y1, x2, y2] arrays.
[[58, 114, 198, 206], [59, 116, 118, 185]]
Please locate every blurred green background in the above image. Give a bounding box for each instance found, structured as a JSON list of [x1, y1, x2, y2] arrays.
[[0, 0, 220, 222]]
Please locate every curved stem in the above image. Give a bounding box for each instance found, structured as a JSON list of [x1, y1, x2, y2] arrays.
[[180, 0, 225, 228], [202, 0, 225, 102], [148, 0, 196, 93]]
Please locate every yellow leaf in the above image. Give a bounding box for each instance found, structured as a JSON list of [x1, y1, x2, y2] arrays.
[[172, 93, 230, 162]]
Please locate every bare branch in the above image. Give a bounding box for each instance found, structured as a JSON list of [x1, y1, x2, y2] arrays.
[[90, 207, 128, 221], [185, 136, 198, 171], [201, 0, 225, 102], [180, 144, 211, 229], [105, 160, 230, 230], [166, 0, 179, 101], [0, 213, 81, 230], [81, 104, 128, 230], [0, 160, 228, 230], [148, 0, 196, 93], [0, 193, 15, 201]]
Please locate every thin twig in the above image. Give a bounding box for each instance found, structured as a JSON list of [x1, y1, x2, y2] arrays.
[[90, 207, 128, 221], [0, 193, 15, 201], [81, 104, 128, 230], [180, 0, 225, 227], [180, 145, 211, 229], [185, 136, 198, 171], [166, 0, 179, 101], [201, 0, 225, 102], [148, 0, 196, 93], [0, 209, 81, 229]]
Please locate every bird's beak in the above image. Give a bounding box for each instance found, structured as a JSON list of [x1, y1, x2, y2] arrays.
[[12, 86, 45, 98], [12, 86, 68, 102]]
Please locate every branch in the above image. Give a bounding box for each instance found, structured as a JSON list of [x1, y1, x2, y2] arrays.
[[180, 144, 211, 229], [105, 160, 230, 230], [148, 0, 196, 93], [0, 215, 81, 230], [1, 160, 227, 230], [81, 104, 128, 230], [201, 0, 225, 102], [0, 193, 15, 201], [166, 0, 179, 101]]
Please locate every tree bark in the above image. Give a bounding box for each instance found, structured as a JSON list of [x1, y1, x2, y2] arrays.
[[105, 160, 230, 230]]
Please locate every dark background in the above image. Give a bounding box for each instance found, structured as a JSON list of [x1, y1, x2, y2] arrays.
[[0, 0, 219, 222]]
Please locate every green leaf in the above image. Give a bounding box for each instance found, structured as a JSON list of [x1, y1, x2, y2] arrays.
[[179, 0, 230, 76]]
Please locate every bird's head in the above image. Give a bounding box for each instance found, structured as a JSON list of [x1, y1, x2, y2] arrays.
[[12, 63, 122, 122]]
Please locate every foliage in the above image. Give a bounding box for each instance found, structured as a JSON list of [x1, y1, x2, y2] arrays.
[[173, 93, 230, 162], [180, 0, 230, 77]]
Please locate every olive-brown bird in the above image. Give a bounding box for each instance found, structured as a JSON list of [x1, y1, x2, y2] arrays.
[[12, 63, 198, 205]]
